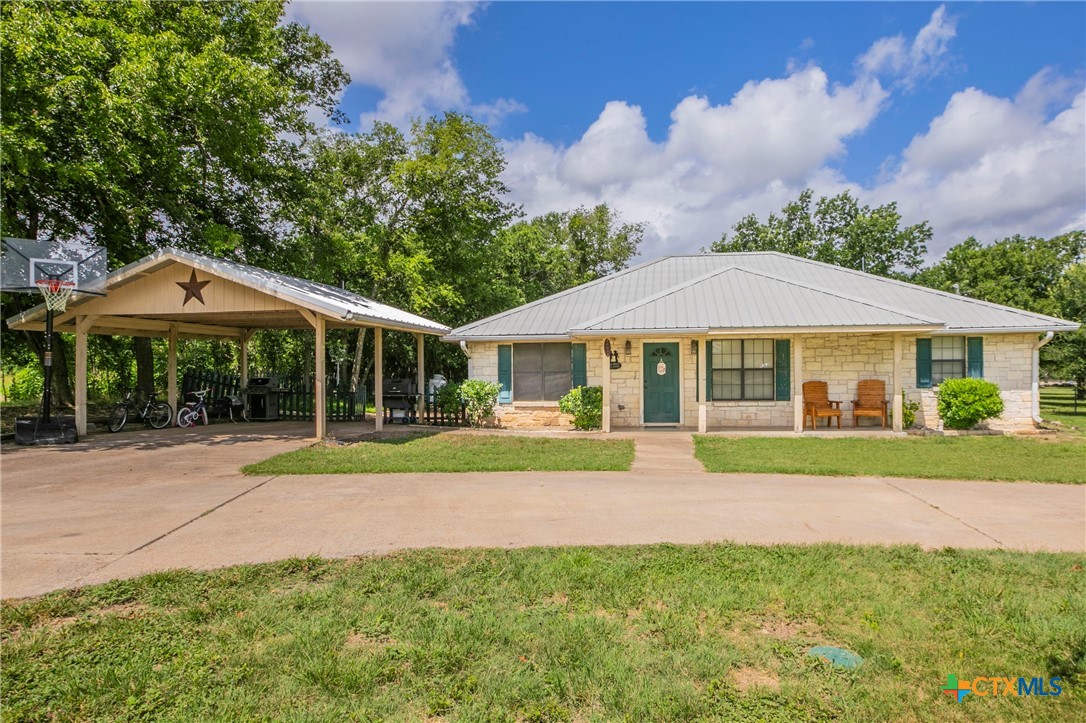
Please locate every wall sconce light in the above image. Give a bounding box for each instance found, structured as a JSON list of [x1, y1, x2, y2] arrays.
[[691, 339, 699, 356], [604, 339, 612, 357], [624, 339, 632, 355]]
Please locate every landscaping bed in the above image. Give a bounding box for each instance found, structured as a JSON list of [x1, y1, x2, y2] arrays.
[[2, 544, 1082, 721], [242, 431, 635, 474], [693, 435, 1086, 483]]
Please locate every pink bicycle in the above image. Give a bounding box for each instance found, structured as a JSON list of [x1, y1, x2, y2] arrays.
[[177, 389, 211, 427]]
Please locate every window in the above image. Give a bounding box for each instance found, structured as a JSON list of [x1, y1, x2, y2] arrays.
[[513, 343, 572, 401], [931, 336, 965, 385], [710, 339, 774, 400]]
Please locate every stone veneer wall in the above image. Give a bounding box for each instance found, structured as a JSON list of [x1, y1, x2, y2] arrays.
[[464, 332, 1039, 430]]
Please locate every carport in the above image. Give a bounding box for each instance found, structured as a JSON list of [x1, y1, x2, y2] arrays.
[[5, 247, 450, 438]]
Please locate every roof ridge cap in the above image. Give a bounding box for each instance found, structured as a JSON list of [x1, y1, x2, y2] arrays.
[[570, 265, 740, 331], [781, 254, 1077, 325], [446, 254, 663, 336], [730, 265, 942, 324]]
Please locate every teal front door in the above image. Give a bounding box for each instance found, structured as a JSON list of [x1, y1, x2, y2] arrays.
[[643, 343, 680, 423]]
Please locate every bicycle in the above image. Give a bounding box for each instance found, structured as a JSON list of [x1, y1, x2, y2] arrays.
[[108, 386, 173, 433], [177, 389, 211, 428]]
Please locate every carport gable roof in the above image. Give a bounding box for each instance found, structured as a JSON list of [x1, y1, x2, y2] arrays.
[[443, 252, 1079, 340], [570, 265, 942, 335], [6, 247, 450, 336]]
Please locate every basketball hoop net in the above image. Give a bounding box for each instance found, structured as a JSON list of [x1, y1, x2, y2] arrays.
[[36, 278, 76, 312]]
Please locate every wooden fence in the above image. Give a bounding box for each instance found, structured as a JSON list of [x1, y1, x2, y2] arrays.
[[180, 370, 468, 426]]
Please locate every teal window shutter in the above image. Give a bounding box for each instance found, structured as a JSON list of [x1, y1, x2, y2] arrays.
[[571, 343, 587, 388], [967, 337, 984, 378], [705, 340, 713, 401], [497, 345, 512, 403], [916, 338, 932, 388], [774, 339, 791, 401]]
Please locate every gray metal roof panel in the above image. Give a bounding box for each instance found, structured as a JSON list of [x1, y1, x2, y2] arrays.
[[444, 252, 1078, 339]]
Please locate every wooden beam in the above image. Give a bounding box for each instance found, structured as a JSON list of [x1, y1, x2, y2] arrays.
[[416, 333, 425, 421], [314, 315, 326, 439], [168, 325, 178, 422], [603, 342, 612, 433], [793, 335, 804, 433], [892, 333, 903, 433], [240, 329, 253, 388], [697, 335, 707, 433], [74, 315, 97, 437], [297, 308, 318, 330], [374, 327, 383, 432]]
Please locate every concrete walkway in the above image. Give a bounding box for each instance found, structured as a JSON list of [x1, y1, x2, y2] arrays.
[[2, 424, 1083, 599]]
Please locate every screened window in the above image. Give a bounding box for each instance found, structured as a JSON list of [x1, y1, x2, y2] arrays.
[[710, 339, 774, 400], [513, 343, 572, 401], [932, 336, 965, 385]]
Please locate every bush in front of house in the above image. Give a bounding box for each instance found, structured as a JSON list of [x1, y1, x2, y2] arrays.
[[435, 382, 463, 417], [559, 385, 603, 430], [899, 392, 920, 428], [936, 378, 1004, 429], [459, 379, 502, 427]]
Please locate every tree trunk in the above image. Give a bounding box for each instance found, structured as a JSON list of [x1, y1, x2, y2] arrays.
[[349, 327, 367, 393], [134, 337, 154, 395], [24, 330, 74, 408]]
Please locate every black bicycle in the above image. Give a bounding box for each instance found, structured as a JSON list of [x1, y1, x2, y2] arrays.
[[108, 386, 173, 432]]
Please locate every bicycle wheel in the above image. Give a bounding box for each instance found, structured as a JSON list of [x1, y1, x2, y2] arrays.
[[177, 407, 195, 428], [108, 405, 128, 433], [148, 402, 173, 429]]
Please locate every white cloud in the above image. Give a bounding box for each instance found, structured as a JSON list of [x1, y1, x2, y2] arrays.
[[858, 5, 957, 88], [285, 0, 524, 130], [503, 68, 886, 257], [874, 72, 1086, 249]]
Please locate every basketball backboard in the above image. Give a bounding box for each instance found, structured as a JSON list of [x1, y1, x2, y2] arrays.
[[1, 237, 108, 296]]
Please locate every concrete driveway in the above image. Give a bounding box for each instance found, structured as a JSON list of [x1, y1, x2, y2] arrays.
[[2, 425, 1084, 599]]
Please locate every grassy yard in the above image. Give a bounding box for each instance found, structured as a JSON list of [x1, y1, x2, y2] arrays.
[[1040, 385, 1085, 435], [243, 432, 635, 474], [694, 435, 1085, 483], [2, 544, 1083, 721]]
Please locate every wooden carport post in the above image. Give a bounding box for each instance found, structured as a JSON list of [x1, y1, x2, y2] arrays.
[[793, 335, 804, 433], [892, 333, 903, 432], [168, 325, 178, 424], [374, 327, 384, 432], [416, 333, 425, 421], [298, 309, 326, 439], [239, 329, 253, 389], [74, 315, 98, 437]]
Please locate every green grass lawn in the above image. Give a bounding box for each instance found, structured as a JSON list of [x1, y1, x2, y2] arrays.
[[243, 432, 635, 474], [694, 435, 1085, 483], [1040, 385, 1085, 435], [2, 544, 1083, 721]]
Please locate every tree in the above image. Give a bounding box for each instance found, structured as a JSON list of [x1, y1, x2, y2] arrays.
[[494, 205, 644, 304], [1, 0, 348, 402], [710, 189, 930, 276], [1045, 262, 1086, 397], [911, 232, 1085, 316]]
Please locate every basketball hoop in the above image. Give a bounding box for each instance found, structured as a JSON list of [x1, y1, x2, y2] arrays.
[[36, 278, 76, 312]]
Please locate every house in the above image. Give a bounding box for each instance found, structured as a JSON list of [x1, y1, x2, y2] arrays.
[[443, 252, 1079, 432]]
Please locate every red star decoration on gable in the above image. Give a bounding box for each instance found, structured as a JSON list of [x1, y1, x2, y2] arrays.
[[176, 270, 211, 306]]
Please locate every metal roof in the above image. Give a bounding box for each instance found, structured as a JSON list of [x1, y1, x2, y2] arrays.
[[445, 252, 1078, 339], [6, 247, 450, 335]]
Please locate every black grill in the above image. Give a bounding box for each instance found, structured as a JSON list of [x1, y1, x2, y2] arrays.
[[247, 376, 280, 421], [383, 378, 419, 424]]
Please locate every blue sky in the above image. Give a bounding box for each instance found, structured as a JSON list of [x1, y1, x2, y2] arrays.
[[288, 1, 1086, 259]]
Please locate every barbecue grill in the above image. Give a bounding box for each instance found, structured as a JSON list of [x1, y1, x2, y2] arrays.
[[246, 376, 281, 421], [383, 378, 419, 424]]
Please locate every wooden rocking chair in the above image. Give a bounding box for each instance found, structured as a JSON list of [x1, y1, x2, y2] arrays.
[[852, 379, 889, 428], [803, 381, 842, 429]]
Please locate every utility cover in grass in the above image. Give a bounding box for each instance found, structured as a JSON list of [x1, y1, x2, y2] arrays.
[[807, 646, 864, 668]]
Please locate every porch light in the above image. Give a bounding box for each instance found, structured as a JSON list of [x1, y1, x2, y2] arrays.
[[624, 339, 632, 355], [691, 339, 698, 356], [604, 339, 612, 357]]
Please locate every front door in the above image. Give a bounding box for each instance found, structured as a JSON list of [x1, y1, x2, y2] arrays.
[[643, 343, 680, 424]]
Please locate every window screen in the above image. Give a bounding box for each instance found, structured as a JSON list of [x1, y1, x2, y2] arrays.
[[931, 336, 965, 386], [513, 343, 572, 401]]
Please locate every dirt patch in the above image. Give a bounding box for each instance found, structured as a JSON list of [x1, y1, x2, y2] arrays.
[[543, 592, 568, 606], [756, 618, 812, 640], [345, 631, 396, 652], [730, 667, 781, 692]]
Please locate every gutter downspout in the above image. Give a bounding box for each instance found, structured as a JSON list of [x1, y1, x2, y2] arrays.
[[1032, 331, 1055, 424]]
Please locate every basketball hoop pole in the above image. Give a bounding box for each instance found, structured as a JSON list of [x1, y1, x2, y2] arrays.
[[42, 304, 55, 423]]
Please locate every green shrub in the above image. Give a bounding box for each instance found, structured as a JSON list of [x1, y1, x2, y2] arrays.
[[7, 366, 43, 401], [897, 392, 919, 429], [936, 378, 1004, 429], [558, 386, 603, 430], [435, 382, 463, 416], [459, 379, 502, 428]]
